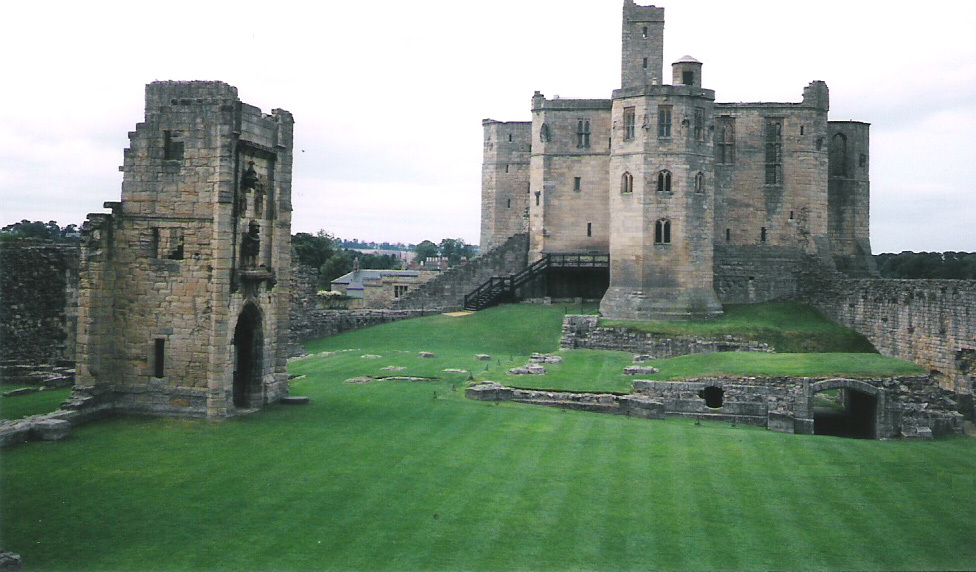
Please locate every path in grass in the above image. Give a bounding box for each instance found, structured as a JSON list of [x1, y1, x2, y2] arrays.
[[3, 304, 974, 571]]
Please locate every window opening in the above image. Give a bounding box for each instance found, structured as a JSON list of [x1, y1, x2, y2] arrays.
[[576, 120, 591, 148], [508, 134, 512, 142], [654, 219, 671, 244], [642, 26, 648, 38], [800, 125, 805, 135], [623, 107, 636, 140], [642, 57, 648, 69], [163, 131, 184, 161], [535, 191, 541, 206], [621, 172, 633, 194], [573, 177, 582, 192], [153, 338, 165, 378], [540, 123, 550, 143], [683, 70, 695, 86], [587, 222, 592, 237], [506, 198, 511, 209], [830, 133, 848, 177], [764, 119, 783, 185], [717, 117, 734, 164], [761, 227, 767, 242], [657, 106, 672, 138], [695, 172, 705, 193], [150, 228, 160, 258], [725, 228, 731, 242], [166, 229, 184, 260], [394, 285, 409, 299], [657, 170, 672, 193]]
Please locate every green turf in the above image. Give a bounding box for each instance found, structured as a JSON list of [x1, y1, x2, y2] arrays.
[[496, 351, 926, 394], [3, 303, 974, 571], [600, 302, 877, 353], [0, 387, 71, 420]]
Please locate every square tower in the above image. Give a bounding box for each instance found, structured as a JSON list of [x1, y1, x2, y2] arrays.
[[621, 1, 665, 89], [73, 81, 294, 419]]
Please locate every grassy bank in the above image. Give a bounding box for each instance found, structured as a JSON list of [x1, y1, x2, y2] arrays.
[[600, 302, 876, 353]]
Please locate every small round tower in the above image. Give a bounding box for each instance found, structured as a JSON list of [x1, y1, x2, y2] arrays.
[[672, 55, 702, 87]]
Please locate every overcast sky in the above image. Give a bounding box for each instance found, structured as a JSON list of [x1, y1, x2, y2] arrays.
[[2, 1, 974, 253]]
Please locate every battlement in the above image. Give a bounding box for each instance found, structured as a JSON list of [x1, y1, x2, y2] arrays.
[[145, 80, 239, 109], [623, 1, 664, 22]]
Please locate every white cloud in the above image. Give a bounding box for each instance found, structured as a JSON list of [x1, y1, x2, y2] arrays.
[[1, 0, 973, 252]]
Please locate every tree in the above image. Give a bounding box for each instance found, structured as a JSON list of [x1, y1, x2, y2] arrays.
[[439, 238, 475, 266], [292, 230, 337, 269], [319, 251, 354, 286], [414, 240, 439, 264], [0, 220, 79, 243]]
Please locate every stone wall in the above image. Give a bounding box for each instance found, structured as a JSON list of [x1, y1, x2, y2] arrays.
[[803, 277, 976, 398], [713, 245, 810, 304], [560, 315, 772, 355], [392, 233, 529, 312], [0, 240, 79, 365], [467, 374, 965, 439]]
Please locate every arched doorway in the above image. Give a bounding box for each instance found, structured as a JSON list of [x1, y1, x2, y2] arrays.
[[233, 303, 264, 408], [810, 380, 880, 439]]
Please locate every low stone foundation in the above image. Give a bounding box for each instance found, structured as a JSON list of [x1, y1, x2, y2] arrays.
[[560, 315, 773, 355], [466, 374, 966, 439]]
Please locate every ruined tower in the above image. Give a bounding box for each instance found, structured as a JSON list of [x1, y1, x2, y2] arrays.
[[600, 5, 723, 320], [74, 81, 294, 418]]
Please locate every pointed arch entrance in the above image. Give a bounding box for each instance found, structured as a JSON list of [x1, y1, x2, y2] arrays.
[[233, 303, 264, 409]]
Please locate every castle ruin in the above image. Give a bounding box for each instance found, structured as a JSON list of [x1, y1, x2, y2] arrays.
[[72, 81, 294, 419], [481, 1, 874, 320]]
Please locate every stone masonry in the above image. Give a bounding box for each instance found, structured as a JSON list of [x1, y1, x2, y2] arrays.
[[71, 81, 294, 419], [481, 1, 875, 320]]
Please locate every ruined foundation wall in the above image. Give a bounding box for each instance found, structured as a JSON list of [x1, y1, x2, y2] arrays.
[[0, 241, 79, 365], [803, 278, 976, 396], [560, 315, 772, 355]]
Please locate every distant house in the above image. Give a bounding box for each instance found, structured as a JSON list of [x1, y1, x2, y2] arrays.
[[331, 269, 439, 309]]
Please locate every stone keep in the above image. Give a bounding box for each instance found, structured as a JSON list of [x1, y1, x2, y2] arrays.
[[480, 1, 874, 319], [74, 81, 294, 418]]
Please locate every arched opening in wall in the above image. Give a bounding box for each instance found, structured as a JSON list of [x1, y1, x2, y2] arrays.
[[233, 303, 264, 409], [698, 386, 724, 408], [813, 387, 877, 439], [830, 132, 848, 177]]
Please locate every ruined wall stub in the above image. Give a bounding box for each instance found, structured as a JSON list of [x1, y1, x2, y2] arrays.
[[73, 81, 294, 419]]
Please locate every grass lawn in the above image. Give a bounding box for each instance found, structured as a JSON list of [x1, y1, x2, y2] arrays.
[[600, 302, 877, 353], [500, 350, 927, 393], [0, 387, 72, 420], [2, 304, 974, 571]]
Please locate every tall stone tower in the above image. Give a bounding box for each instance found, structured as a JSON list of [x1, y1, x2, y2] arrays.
[[480, 119, 531, 251], [600, 3, 723, 320], [73, 81, 294, 419], [827, 120, 874, 275]]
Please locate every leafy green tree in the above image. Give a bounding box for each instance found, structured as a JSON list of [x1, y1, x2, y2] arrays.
[[0, 220, 78, 243], [319, 251, 355, 286], [438, 238, 475, 266], [414, 240, 439, 264], [292, 230, 337, 269]]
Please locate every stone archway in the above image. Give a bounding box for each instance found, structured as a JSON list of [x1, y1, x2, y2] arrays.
[[233, 303, 264, 409], [808, 379, 882, 439]]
